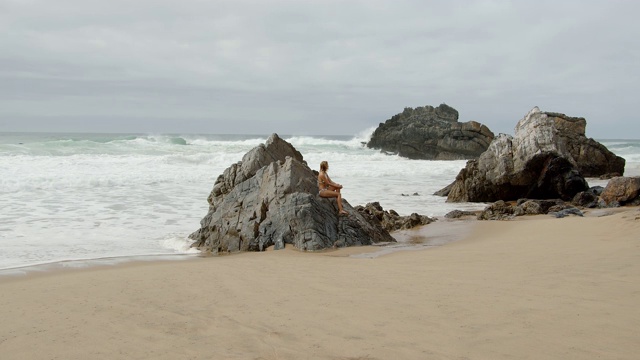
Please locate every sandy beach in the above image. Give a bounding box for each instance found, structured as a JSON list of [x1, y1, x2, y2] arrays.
[[1, 208, 639, 360]]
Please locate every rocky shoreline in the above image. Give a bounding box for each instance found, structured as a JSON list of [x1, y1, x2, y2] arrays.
[[190, 107, 636, 254]]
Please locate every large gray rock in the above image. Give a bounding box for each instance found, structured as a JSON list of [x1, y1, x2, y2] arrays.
[[543, 111, 625, 177], [444, 107, 590, 202], [367, 103, 495, 160], [189, 134, 395, 253]]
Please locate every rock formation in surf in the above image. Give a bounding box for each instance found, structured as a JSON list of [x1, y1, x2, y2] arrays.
[[189, 134, 399, 253], [366, 103, 495, 160]]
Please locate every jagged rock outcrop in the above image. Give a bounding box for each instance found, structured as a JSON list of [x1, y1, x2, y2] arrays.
[[367, 103, 495, 160], [354, 202, 435, 232], [189, 134, 395, 253], [443, 107, 593, 202], [542, 111, 625, 177]]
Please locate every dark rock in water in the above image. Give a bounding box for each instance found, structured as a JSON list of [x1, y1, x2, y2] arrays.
[[433, 183, 454, 197], [600, 176, 640, 206], [189, 134, 396, 253], [354, 202, 434, 232], [444, 210, 478, 219], [401, 192, 421, 196], [443, 107, 590, 203], [367, 103, 494, 160]]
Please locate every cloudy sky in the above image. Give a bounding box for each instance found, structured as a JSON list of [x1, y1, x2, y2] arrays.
[[0, 0, 638, 138]]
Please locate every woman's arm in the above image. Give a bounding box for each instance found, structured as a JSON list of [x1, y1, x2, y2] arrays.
[[325, 174, 342, 189]]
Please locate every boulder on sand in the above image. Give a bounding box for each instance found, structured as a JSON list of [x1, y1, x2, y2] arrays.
[[189, 134, 396, 253], [443, 107, 592, 202], [600, 176, 640, 206], [355, 202, 435, 232]]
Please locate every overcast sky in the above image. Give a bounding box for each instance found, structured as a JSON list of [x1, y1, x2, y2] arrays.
[[0, 0, 638, 138]]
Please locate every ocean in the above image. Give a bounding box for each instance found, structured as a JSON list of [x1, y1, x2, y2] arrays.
[[1, 130, 639, 272]]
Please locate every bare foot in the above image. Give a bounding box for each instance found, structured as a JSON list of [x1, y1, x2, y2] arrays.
[[339, 210, 348, 216]]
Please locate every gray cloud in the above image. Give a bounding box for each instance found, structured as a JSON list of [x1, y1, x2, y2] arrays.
[[1, 0, 638, 137]]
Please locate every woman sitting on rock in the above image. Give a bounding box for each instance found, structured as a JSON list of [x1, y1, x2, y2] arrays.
[[318, 161, 348, 215]]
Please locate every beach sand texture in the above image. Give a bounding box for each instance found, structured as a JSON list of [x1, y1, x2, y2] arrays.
[[1, 209, 639, 360]]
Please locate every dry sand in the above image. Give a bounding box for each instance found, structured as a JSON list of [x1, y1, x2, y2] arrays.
[[1, 208, 639, 360]]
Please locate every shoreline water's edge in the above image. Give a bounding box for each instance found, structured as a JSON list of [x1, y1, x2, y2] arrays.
[[3, 204, 638, 278], [0, 216, 481, 278], [2, 133, 638, 270], [0, 253, 200, 277]]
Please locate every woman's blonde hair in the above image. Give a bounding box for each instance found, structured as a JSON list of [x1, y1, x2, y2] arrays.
[[320, 161, 328, 172]]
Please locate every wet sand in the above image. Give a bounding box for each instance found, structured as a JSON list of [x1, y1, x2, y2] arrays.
[[1, 208, 639, 359]]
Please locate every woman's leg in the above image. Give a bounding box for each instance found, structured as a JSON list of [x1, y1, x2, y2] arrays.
[[319, 190, 347, 214], [319, 189, 338, 199], [336, 193, 347, 214]]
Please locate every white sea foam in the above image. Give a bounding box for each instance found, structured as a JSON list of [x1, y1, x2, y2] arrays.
[[1, 132, 638, 271]]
